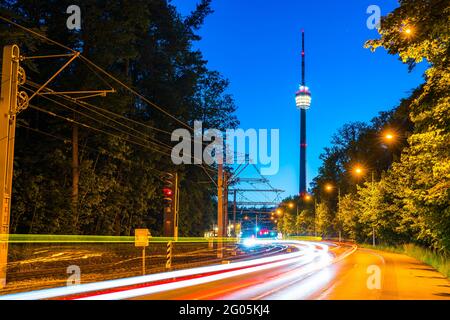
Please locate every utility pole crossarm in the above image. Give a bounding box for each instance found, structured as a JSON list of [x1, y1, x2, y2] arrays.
[[27, 52, 80, 102], [24, 52, 115, 104]]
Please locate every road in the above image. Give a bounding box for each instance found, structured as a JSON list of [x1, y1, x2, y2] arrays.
[[1, 240, 449, 300]]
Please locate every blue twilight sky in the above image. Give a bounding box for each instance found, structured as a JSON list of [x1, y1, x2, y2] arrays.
[[172, 0, 427, 199]]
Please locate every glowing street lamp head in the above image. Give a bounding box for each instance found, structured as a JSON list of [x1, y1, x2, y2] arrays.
[[403, 26, 415, 37], [383, 131, 397, 144], [295, 85, 312, 109], [353, 165, 365, 177], [325, 183, 334, 192], [288, 202, 295, 209], [401, 21, 414, 37], [304, 194, 312, 201]]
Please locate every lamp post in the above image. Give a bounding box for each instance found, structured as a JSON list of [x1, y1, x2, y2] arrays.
[[287, 201, 300, 235], [301, 193, 315, 236], [325, 183, 342, 242], [351, 165, 378, 246]]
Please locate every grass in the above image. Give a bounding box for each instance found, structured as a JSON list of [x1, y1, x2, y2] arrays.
[[361, 243, 450, 279]]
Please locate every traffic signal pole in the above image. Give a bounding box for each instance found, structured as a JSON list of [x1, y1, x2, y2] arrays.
[[0, 45, 20, 288], [163, 172, 179, 238]]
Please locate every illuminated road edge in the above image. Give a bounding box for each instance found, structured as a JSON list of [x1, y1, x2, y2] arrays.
[[1, 241, 354, 300]]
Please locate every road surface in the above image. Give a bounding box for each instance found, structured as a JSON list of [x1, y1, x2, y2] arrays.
[[128, 243, 450, 300], [1, 241, 449, 300]]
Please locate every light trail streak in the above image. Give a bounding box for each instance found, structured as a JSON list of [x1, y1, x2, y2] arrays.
[[73, 241, 326, 300], [0, 240, 324, 300]]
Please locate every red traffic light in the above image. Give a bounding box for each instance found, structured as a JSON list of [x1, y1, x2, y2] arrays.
[[163, 188, 173, 197]]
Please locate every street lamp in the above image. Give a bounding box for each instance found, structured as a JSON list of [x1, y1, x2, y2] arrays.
[[401, 21, 415, 38], [382, 130, 397, 144], [324, 183, 342, 241], [352, 165, 365, 178], [324, 183, 333, 192], [351, 165, 377, 244], [301, 193, 316, 236], [403, 26, 414, 37], [287, 201, 300, 235], [384, 133, 394, 141]]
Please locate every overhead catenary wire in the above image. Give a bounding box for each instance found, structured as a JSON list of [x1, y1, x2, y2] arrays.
[[25, 80, 173, 137], [22, 84, 174, 152], [28, 104, 175, 159], [16, 123, 170, 181], [27, 103, 217, 178], [23, 82, 217, 176]]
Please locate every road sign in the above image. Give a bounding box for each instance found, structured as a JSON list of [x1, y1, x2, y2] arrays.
[[135, 229, 150, 275], [135, 229, 149, 247]]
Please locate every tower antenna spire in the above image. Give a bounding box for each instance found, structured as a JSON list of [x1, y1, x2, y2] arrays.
[[302, 31, 305, 86]]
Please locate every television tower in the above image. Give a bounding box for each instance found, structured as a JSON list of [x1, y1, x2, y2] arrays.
[[295, 31, 312, 196]]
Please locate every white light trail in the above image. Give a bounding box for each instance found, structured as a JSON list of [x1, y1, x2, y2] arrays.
[[0, 240, 329, 300]]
